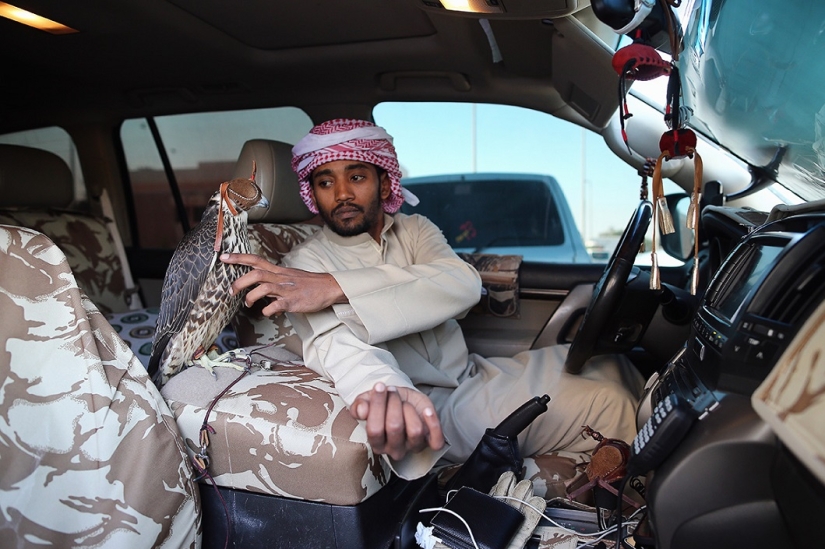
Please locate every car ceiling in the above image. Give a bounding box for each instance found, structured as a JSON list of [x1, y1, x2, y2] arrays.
[[0, 0, 621, 131]]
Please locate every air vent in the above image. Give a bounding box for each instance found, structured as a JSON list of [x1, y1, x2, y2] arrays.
[[761, 260, 825, 325]]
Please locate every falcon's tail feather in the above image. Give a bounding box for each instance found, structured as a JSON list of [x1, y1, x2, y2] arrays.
[[147, 333, 172, 381]]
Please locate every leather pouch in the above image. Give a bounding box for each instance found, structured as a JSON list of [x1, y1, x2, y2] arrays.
[[430, 487, 524, 549]]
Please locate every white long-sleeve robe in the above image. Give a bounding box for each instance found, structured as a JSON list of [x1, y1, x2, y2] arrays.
[[284, 213, 642, 478]]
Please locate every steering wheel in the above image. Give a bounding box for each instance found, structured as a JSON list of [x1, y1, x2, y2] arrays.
[[565, 201, 653, 374]]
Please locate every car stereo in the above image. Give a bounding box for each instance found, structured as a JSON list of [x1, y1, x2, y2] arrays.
[[685, 215, 825, 395], [689, 214, 825, 395]]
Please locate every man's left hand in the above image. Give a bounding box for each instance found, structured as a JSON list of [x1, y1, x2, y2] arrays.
[[350, 383, 445, 462]]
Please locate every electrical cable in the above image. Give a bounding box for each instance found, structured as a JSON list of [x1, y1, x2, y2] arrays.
[[418, 492, 645, 549], [615, 474, 634, 549], [418, 506, 481, 549]]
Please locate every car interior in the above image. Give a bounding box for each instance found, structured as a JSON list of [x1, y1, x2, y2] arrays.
[[1, 1, 825, 549]]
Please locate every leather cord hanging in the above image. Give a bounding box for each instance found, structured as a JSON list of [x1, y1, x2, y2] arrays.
[[213, 160, 256, 253], [214, 181, 240, 253], [650, 150, 674, 290], [685, 150, 703, 294]]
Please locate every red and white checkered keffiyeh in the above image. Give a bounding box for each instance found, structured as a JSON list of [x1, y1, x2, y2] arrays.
[[291, 118, 417, 214]]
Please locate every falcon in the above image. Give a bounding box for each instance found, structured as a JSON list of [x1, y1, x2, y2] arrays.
[[148, 165, 268, 386]]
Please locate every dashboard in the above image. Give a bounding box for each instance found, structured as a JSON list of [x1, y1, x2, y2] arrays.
[[651, 211, 825, 405], [639, 210, 825, 549]]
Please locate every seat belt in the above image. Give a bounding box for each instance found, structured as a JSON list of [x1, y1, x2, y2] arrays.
[[99, 188, 144, 310]]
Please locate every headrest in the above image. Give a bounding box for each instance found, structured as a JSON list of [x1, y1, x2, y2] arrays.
[[231, 139, 314, 224], [0, 144, 74, 208]]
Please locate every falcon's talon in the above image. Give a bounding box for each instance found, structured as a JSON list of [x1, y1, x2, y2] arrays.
[[205, 344, 226, 361], [193, 348, 249, 379], [209, 349, 249, 364]]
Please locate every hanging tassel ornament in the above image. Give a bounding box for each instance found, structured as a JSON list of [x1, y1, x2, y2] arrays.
[[686, 149, 703, 295], [649, 128, 697, 289], [661, 129, 702, 296], [649, 151, 669, 290], [685, 154, 702, 232], [651, 151, 675, 236]]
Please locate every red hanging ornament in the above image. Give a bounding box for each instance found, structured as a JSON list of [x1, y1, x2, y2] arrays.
[[611, 42, 671, 82], [612, 37, 672, 153], [658, 127, 697, 159]]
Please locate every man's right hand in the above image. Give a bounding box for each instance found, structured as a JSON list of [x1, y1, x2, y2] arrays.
[[221, 253, 347, 316], [350, 383, 445, 462]]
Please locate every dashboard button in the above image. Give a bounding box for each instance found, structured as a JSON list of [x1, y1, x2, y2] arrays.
[[748, 341, 778, 366]]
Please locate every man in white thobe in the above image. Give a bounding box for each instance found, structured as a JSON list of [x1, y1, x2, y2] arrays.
[[223, 119, 642, 478]]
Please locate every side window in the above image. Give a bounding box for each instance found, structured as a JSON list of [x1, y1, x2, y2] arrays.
[[401, 176, 566, 249], [0, 126, 86, 203], [374, 102, 683, 265], [121, 107, 313, 249]]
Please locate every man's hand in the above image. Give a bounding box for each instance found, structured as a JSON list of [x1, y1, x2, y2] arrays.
[[221, 253, 346, 316], [350, 383, 445, 461]]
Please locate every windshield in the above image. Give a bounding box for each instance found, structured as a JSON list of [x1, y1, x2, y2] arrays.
[[675, 0, 825, 200]]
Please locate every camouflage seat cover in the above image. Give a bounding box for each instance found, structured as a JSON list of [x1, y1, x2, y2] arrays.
[[162, 221, 390, 505], [0, 209, 132, 314], [161, 353, 390, 505], [0, 225, 200, 548]]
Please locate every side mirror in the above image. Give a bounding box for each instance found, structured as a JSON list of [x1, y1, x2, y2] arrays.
[[660, 193, 693, 262]]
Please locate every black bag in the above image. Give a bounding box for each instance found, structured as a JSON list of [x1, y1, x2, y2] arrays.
[[430, 487, 525, 549]]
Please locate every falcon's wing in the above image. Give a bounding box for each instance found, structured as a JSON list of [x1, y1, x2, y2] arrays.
[[149, 205, 219, 371]]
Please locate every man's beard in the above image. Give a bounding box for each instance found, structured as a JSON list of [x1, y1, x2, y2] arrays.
[[319, 193, 383, 237]]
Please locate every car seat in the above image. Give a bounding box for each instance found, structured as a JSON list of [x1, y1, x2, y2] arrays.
[[0, 144, 141, 314], [0, 224, 199, 548]]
